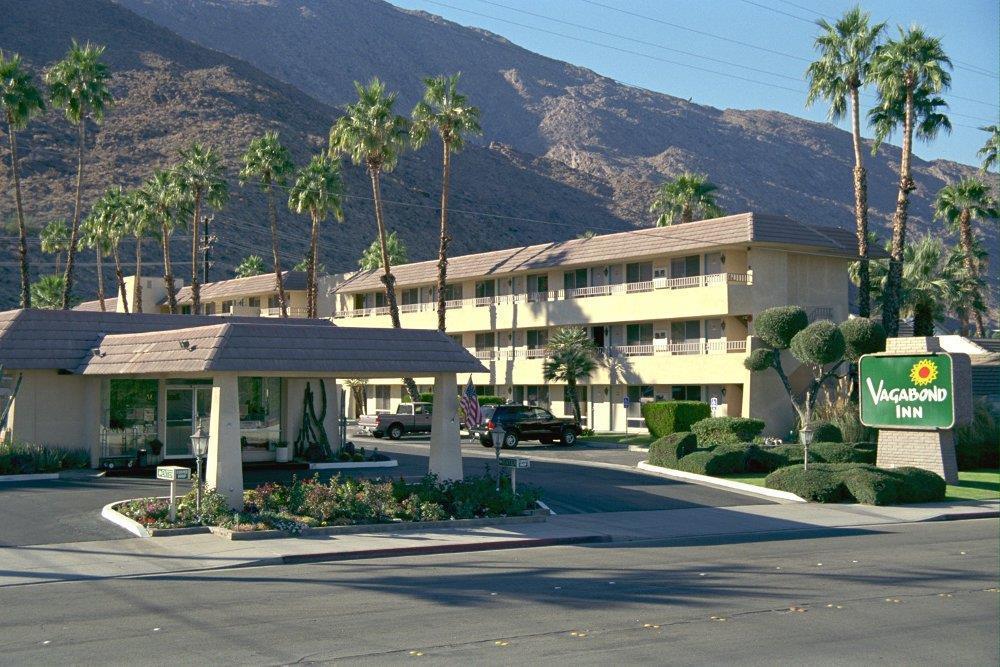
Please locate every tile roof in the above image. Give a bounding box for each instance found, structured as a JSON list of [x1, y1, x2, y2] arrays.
[[73, 297, 118, 312], [333, 212, 871, 293], [0, 309, 327, 371], [78, 322, 485, 376], [171, 271, 308, 305]]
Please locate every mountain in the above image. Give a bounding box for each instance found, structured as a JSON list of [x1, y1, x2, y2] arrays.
[[0, 0, 632, 308]]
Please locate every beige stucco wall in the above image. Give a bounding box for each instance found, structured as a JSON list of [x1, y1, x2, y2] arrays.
[[6, 370, 104, 461]]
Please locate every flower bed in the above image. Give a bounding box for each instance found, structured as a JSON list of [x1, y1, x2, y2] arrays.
[[115, 474, 542, 532], [0, 442, 89, 475]]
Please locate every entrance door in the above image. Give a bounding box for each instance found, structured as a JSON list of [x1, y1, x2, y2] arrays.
[[165, 386, 211, 457]]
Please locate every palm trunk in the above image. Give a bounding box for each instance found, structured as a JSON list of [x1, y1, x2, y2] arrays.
[[266, 181, 288, 317], [681, 204, 693, 224], [134, 236, 143, 312], [61, 120, 85, 310], [369, 165, 419, 403], [112, 244, 130, 313], [913, 301, 935, 336], [850, 87, 871, 318], [95, 247, 105, 311], [957, 209, 986, 336], [436, 140, 452, 332], [161, 224, 177, 314], [307, 210, 319, 318], [882, 85, 915, 338], [567, 380, 581, 425], [7, 118, 31, 309], [190, 191, 202, 314]]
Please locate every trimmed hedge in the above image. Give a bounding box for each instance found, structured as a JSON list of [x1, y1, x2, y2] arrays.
[[642, 401, 711, 438], [955, 399, 1000, 470], [808, 421, 843, 443], [674, 449, 745, 476], [691, 417, 765, 446], [649, 432, 698, 467], [765, 463, 946, 505]]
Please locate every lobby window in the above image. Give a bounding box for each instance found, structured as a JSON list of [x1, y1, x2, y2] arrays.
[[526, 329, 548, 349], [563, 268, 588, 290], [238, 377, 282, 446], [109, 379, 159, 430], [672, 385, 702, 401], [375, 385, 391, 411]]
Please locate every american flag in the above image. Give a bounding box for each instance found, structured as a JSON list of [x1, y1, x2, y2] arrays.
[[460, 376, 483, 430]]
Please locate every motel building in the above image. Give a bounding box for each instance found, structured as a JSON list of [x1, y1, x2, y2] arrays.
[[0, 309, 483, 508], [71, 211, 870, 438]]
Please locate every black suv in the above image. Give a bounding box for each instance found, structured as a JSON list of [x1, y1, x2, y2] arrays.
[[470, 404, 581, 448]]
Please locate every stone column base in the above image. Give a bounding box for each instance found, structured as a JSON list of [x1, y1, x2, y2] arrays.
[[877, 428, 958, 485]]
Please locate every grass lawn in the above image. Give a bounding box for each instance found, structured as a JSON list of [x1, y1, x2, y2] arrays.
[[719, 473, 768, 487], [577, 432, 655, 447], [945, 469, 1000, 501]]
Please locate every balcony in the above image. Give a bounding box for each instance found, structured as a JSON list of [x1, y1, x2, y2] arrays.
[[334, 272, 753, 328], [261, 306, 309, 318]]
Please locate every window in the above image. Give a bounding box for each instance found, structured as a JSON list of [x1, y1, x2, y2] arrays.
[[672, 385, 702, 401], [414, 404, 431, 415], [670, 255, 701, 278], [527, 274, 548, 294], [475, 280, 496, 299], [247, 297, 260, 308], [563, 268, 588, 290], [374, 291, 386, 308], [526, 329, 548, 349], [671, 320, 701, 342], [626, 262, 653, 283], [203, 302, 216, 315], [475, 332, 495, 350], [626, 323, 653, 346], [475, 384, 496, 397], [267, 295, 279, 310], [221, 300, 234, 314], [238, 377, 282, 446], [181, 305, 191, 315], [353, 294, 366, 310], [448, 334, 463, 346], [402, 288, 419, 305], [627, 385, 654, 416], [109, 379, 159, 429], [443, 284, 463, 301], [375, 385, 391, 411], [563, 386, 588, 416]]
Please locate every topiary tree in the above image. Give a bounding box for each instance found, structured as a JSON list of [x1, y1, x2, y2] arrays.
[[745, 307, 886, 429]]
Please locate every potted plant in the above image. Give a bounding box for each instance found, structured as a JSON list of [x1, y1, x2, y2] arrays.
[[147, 438, 164, 459], [274, 440, 290, 463]]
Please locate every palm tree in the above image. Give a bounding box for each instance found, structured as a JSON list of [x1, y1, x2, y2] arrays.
[[868, 25, 951, 336], [79, 210, 111, 311], [288, 154, 344, 318], [359, 231, 407, 270], [543, 327, 598, 425], [411, 73, 482, 332], [39, 220, 70, 274], [235, 254, 266, 278], [91, 186, 130, 313], [175, 143, 228, 314], [649, 172, 724, 226], [935, 179, 997, 335], [1, 51, 45, 308], [978, 124, 999, 173], [945, 242, 988, 336], [806, 7, 885, 318], [125, 189, 156, 313], [45, 41, 112, 310], [330, 78, 419, 401], [30, 275, 69, 310], [142, 170, 187, 314], [240, 132, 294, 317]]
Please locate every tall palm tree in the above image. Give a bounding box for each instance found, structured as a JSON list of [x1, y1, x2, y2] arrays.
[[92, 186, 130, 313], [978, 124, 999, 173], [142, 170, 187, 314], [543, 327, 598, 425], [235, 254, 266, 278], [868, 25, 951, 336], [39, 220, 70, 274], [359, 231, 407, 271], [288, 154, 343, 318], [1, 51, 45, 309], [934, 178, 998, 336], [79, 209, 111, 311], [411, 73, 482, 332], [175, 143, 228, 313], [806, 7, 885, 318], [945, 242, 988, 336], [329, 78, 418, 401], [125, 189, 155, 313], [45, 41, 112, 310], [240, 132, 294, 317], [649, 172, 724, 226]]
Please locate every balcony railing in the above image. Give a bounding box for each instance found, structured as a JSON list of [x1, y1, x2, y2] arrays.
[[261, 306, 309, 318], [471, 339, 747, 362], [334, 272, 752, 318]]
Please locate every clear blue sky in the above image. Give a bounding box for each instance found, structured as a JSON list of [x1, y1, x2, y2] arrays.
[[389, 0, 998, 166]]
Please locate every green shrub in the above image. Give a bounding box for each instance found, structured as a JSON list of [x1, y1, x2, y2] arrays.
[[808, 421, 843, 443], [745, 444, 801, 472], [642, 401, 711, 438], [841, 465, 900, 505], [790, 320, 845, 366], [691, 417, 766, 445], [754, 306, 808, 349], [478, 395, 507, 406], [649, 432, 698, 467], [840, 317, 887, 362], [766, 463, 946, 505], [955, 398, 1000, 470], [893, 466, 947, 504], [810, 442, 873, 464], [0, 442, 90, 475], [765, 464, 849, 502], [675, 448, 746, 475]]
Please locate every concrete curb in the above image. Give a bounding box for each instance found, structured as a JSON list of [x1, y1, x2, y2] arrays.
[[101, 501, 152, 538], [0, 472, 60, 483], [637, 461, 807, 503], [308, 459, 398, 470]]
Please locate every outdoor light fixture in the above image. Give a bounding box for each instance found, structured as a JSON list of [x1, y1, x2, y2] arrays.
[[720, 254, 726, 264], [189, 424, 209, 513], [179, 340, 191, 350], [799, 424, 814, 471], [91, 347, 104, 358]]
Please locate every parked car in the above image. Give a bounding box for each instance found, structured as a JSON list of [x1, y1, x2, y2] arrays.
[[470, 404, 581, 448], [358, 402, 433, 439]]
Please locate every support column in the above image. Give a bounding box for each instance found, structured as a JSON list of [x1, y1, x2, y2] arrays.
[[429, 372, 462, 480], [206, 372, 244, 510], [321, 377, 342, 451]]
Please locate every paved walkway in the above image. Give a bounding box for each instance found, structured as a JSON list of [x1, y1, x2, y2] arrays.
[[1, 499, 995, 588]]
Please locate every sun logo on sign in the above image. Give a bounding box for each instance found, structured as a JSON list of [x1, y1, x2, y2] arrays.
[[909, 359, 938, 386]]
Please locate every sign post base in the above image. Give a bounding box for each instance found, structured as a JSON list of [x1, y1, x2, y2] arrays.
[[876, 429, 959, 484]]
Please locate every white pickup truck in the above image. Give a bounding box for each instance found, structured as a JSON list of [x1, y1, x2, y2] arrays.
[[357, 402, 433, 439]]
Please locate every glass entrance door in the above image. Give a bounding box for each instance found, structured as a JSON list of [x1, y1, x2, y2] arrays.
[[165, 386, 211, 457]]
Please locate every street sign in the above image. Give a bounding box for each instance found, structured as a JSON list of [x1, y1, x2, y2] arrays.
[[156, 466, 191, 481], [499, 456, 530, 469], [622, 396, 630, 409], [859, 354, 955, 430]]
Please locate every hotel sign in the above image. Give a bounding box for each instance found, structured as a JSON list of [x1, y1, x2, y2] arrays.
[[859, 354, 955, 430]]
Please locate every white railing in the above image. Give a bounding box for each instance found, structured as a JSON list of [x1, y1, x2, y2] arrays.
[[332, 271, 752, 318], [472, 339, 748, 363], [474, 349, 497, 361], [261, 306, 309, 317]]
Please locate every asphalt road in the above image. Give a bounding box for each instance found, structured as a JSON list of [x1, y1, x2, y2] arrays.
[[0, 519, 995, 665]]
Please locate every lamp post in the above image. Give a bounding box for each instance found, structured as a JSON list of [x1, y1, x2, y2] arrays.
[[189, 423, 210, 513], [799, 424, 814, 471], [491, 423, 505, 492]]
